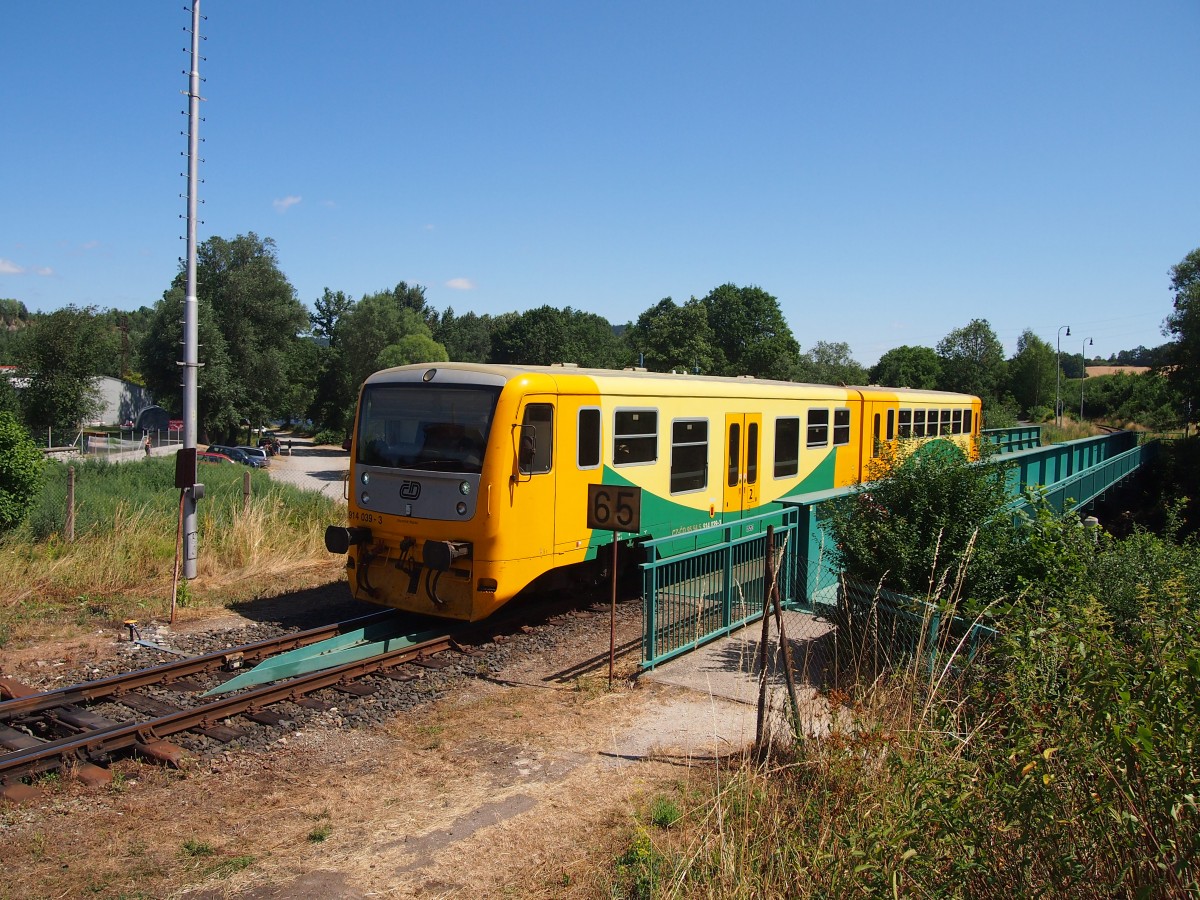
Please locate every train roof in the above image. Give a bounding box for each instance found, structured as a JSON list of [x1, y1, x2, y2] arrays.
[[363, 362, 979, 403]]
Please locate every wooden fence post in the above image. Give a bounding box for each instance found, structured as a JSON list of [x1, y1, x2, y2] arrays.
[[65, 465, 76, 543]]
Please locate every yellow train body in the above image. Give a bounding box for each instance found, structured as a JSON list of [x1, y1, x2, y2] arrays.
[[325, 363, 981, 621]]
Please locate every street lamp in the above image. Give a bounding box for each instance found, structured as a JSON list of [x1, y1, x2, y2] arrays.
[[1056, 325, 1071, 426], [1080, 337, 1093, 421]]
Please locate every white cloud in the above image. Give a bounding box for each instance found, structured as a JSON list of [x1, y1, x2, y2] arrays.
[[35, 267, 54, 277], [273, 195, 302, 212], [445, 278, 475, 291], [0, 259, 24, 275]]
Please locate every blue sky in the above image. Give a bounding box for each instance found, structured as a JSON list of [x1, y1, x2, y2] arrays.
[[3, 2, 1197, 365]]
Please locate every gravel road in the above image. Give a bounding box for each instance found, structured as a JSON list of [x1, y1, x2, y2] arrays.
[[263, 438, 350, 501]]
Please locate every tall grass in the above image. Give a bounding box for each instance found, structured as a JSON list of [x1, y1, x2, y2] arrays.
[[608, 517, 1200, 898], [0, 457, 345, 646]]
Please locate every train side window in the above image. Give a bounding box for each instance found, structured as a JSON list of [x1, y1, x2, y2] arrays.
[[727, 422, 740, 487], [519, 404, 553, 475], [833, 408, 851, 446], [670, 419, 708, 494], [964, 409, 973, 433], [578, 407, 601, 469], [806, 409, 829, 448], [747, 422, 759, 484], [951, 409, 963, 434], [913, 409, 926, 438], [898, 408, 912, 438], [887, 408, 896, 441], [614, 409, 658, 466], [941, 409, 952, 435], [872, 413, 881, 459], [774, 417, 800, 477]]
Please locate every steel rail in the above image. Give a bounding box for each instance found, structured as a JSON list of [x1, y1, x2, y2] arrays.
[[0, 610, 400, 717], [0, 631, 455, 780]]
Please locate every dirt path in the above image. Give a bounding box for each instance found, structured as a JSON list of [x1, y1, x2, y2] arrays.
[[1, 590, 786, 899]]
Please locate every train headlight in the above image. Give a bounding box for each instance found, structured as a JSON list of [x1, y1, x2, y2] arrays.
[[361, 471, 370, 485], [360, 492, 370, 505], [459, 480, 471, 496], [456, 501, 468, 516]]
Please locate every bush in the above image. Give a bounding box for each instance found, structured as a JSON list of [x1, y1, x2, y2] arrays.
[[823, 441, 1013, 602], [645, 515, 1200, 898], [0, 412, 44, 532]]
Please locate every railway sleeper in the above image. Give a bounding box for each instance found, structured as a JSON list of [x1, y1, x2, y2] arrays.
[[0, 780, 42, 804], [134, 738, 188, 767]]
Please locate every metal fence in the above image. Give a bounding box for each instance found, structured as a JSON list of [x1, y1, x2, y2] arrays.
[[640, 507, 802, 668], [837, 577, 997, 676], [639, 431, 1157, 670], [26, 458, 257, 543]]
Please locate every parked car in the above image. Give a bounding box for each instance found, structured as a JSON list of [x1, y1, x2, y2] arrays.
[[198, 451, 236, 465], [236, 445, 270, 466], [206, 444, 266, 469]]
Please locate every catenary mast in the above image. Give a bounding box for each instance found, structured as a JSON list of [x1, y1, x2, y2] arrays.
[[181, 0, 204, 578]]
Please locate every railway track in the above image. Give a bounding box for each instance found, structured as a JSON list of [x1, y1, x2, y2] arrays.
[[0, 611, 464, 803]]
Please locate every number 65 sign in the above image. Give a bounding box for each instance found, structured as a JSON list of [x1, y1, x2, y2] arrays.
[[586, 484, 642, 533]]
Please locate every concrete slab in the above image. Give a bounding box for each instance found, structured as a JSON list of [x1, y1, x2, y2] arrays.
[[609, 610, 837, 759]]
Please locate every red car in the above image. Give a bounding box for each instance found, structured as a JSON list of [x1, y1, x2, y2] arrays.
[[197, 451, 236, 464]]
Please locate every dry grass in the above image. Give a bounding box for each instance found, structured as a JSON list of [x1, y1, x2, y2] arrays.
[[0, 490, 344, 649]]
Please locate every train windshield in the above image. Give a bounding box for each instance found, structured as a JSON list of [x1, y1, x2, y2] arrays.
[[356, 383, 502, 474]]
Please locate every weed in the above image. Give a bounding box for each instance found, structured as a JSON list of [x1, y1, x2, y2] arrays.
[[206, 854, 255, 879], [180, 839, 215, 858], [572, 675, 609, 700], [307, 823, 332, 843], [612, 829, 670, 900], [415, 724, 444, 750], [27, 832, 47, 859], [647, 796, 681, 830]]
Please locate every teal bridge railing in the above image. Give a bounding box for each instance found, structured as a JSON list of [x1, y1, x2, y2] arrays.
[[983, 424, 1042, 452], [639, 430, 1156, 668]]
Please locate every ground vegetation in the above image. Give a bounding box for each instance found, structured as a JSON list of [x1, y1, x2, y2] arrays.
[[612, 442, 1199, 899]]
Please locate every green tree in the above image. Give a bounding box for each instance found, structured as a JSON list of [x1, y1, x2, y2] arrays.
[[431, 307, 494, 363], [311, 288, 354, 346], [139, 233, 310, 440], [490, 306, 629, 368], [376, 334, 450, 369], [869, 345, 941, 389], [794, 340, 867, 385], [15, 305, 109, 435], [338, 287, 443, 393], [0, 299, 32, 365], [700, 284, 799, 380], [625, 298, 717, 373], [1007, 329, 1056, 417], [0, 411, 44, 532], [1165, 247, 1200, 415], [936, 318, 1006, 402]]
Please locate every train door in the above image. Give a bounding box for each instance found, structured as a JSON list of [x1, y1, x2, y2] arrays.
[[723, 413, 761, 523], [510, 398, 557, 560]]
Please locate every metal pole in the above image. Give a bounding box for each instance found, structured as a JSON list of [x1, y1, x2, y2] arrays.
[[181, 1, 204, 579], [609, 534, 618, 685], [1080, 337, 1093, 422], [1056, 325, 1070, 427], [65, 466, 76, 543]]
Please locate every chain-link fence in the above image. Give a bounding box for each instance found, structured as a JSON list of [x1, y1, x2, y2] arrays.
[[24, 456, 257, 543]]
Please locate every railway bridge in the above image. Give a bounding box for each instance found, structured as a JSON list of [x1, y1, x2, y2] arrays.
[[640, 427, 1160, 668]]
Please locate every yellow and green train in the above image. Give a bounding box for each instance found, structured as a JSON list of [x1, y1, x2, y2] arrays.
[[324, 363, 982, 621]]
